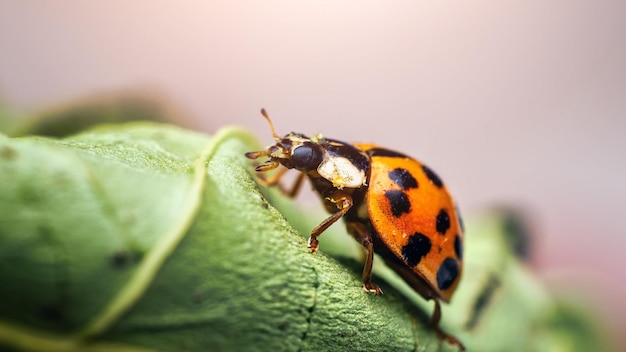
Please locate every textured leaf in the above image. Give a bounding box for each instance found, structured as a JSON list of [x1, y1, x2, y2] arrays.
[[0, 124, 437, 352], [0, 122, 610, 352]]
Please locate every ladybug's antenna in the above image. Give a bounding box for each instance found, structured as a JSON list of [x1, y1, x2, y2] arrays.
[[260, 108, 280, 141]]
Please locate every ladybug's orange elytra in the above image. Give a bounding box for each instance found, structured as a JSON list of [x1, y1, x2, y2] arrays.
[[245, 109, 465, 350]]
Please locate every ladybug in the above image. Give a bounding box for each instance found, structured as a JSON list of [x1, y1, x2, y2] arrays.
[[245, 109, 465, 350]]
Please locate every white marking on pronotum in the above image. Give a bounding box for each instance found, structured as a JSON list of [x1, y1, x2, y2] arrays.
[[317, 156, 366, 189]]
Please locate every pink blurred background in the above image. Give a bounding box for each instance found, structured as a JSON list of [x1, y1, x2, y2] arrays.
[[1, 1, 624, 345]]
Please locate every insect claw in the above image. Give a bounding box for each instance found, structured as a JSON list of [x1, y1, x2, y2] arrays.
[[307, 236, 319, 252], [363, 283, 383, 296]]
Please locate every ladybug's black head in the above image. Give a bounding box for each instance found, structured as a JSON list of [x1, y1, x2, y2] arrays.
[[245, 109, 324, 173]]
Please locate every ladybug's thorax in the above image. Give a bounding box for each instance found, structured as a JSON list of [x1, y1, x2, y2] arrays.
[[316, 138, 370, 189]]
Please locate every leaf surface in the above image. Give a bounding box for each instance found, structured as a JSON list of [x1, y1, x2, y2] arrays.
[[0, 122, 610, 352]]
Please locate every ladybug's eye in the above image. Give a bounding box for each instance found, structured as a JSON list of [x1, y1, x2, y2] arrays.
[[291, 143, 323, 171]]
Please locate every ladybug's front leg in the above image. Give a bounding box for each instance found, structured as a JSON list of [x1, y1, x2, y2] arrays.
[[259, 168, 306, 198], [346, 222, 383, 295], [307, 191, 352, 252], [280, 172, 306, 198]]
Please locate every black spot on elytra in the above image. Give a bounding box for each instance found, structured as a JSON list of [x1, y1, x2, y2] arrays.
[[454, 234, 463, 259], [388, 168, 418, 190], [436, 209, 450, 235], [422, 164, 443, 188], [385, 190, 411, 217], [437, 257, 459, 291], [402, 232, 432, 267]]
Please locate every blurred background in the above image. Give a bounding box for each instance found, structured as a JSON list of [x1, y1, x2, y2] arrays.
[[1, 0, 624, 347]]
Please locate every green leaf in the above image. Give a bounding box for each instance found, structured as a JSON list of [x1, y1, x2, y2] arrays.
[[0, 122, 611, 352], [0, 123, 438, 352]]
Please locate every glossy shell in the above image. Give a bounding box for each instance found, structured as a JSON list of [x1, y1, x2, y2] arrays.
[[355, 143, 464, 302]]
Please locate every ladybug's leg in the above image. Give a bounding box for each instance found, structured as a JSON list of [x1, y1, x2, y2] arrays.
[[255, 165, 287, 187], [257, 169, 306, 198], [346, 222, 383, 295], [284, 172, 306, 198], [432, 300, 466, 351], [307, 191, 352, 252], [245, 149, 304, 196]]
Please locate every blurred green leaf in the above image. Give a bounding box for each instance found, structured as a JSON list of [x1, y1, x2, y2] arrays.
[[1, 91, 187, 138]]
